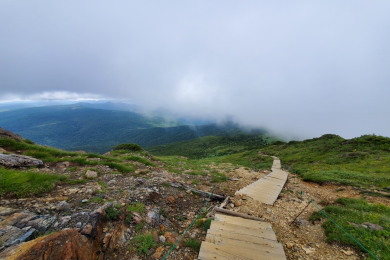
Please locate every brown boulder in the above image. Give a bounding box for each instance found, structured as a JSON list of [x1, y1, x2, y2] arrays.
[[0, 229, 99, 260], [0, 128, 23, 142]]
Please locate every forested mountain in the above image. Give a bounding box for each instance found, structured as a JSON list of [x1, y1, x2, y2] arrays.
[[0, 104, 259, 153]]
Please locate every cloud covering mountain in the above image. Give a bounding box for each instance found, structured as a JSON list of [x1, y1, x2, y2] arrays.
[[1, 1, 389, 138]]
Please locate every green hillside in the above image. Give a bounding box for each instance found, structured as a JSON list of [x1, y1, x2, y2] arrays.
[[148, 134, 273, 159], [0, 105, 253, 153], [262, 134, 390, 189]]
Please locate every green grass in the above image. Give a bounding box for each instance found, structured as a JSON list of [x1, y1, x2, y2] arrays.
[[105, 205, 121, 220], [262, 134, 390, 189], [310, 198, 390, 259], [195, 218, 213, 231], [112, 143, 143, 152], [127, 202, 146, 213], [0, 168, 67, 197], [184, 239, 201, 252], [121, 155, 156, 167], [133, 233, 157, 255], [149, 134, 274, 159]]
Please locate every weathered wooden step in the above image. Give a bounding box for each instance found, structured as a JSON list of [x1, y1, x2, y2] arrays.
[[198, 241, 285, 260], [209, 221, 277, 241], [214, 214, 271, 230], [206, 233, 283, 251]]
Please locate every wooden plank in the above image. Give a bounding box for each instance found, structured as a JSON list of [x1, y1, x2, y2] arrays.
[[198, 241, 252, 260], [206, 233, 283, 251], [214, 208, 266, 222], [205, 234, 285, 257], [214, 214, 271, 230], [206, 229, 277, 245], [209, 221, 277, 241], [198, 241, 285, 260]]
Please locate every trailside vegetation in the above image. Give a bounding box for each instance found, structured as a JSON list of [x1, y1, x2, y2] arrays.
[[261, 134, 390, 189]]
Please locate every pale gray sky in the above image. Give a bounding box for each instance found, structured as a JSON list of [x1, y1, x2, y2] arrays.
[[1, 1, 389, 138]]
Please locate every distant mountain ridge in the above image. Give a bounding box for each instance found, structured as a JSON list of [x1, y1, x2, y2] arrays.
[[0, 104, 264, 153]]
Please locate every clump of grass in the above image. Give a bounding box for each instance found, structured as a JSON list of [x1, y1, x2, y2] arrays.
[[195, 218, 213, 231], [127, 202, 146, 213], [310, 198, 390, 259], [105, 205, 121, 220], [184, 239, 201, 252], [112, 143, 143, 152], [211, 172, 229, 183], [0, 168, 67, 198], [133, 233, 156, 255]]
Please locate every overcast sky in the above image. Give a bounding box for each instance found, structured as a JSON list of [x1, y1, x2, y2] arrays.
[[1, 1, 389, 138]]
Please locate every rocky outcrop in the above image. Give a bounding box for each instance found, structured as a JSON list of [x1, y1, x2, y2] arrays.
[[0, 229, 98, 260], [0, 154, 43, 167], [0, 128, 23, 142], [0, 205, 108, 260]]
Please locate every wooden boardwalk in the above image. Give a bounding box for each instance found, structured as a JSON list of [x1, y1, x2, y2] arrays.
[[198, 213, 286, 260], [198, 157, 288, 259], [235, 157, 288, 205]]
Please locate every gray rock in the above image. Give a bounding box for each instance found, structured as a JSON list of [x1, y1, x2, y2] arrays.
[[26, 215, 56, 232], [295, 217, 311, 226], [0, 153, 43, 167], [362, 222, 383, 230], [159, 235, 166, 243], [85, 170, 98, 178], [146, 208, 161, 226], [60, 216, 72, 226], [135, 177, 146, 185], [107, 179, 117, 186], [0, 207, 22, 217], [56, 201, 71, 212], [8, 227, 37, 246], [81, 199, 89, 203]]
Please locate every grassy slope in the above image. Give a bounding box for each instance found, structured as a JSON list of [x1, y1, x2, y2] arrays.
[[0, 137, 157, 197], [311, 198, 390, 259], [261, 134, 390, 259], [149, 134, 274, 159], [262, 134, 390, 189]]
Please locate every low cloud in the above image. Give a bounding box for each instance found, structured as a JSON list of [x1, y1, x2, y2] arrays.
[[0, 91, 104, 103], [0, 1, 389, 139]]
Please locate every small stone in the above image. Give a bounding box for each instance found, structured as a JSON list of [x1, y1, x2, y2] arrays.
[[302, 245, 315, 254], [296, 217, 310, 226], [362, 222, 383, 231], [234, 200, 242, 207], [152, 230, 159, 242], [108, 179, 117, 186], [159, 235, 166, 243], [286, 242, 294, 249], [85, 170, 98, 179], [341, 249, 354, 256], [229, 203, 234, 208], [159, 224, 166, 232], [80, 224, 93, 235], [75, 222, 82, 228], [152, 246, 164, 259], [56, 201, 70, 212], [167, 196, 175, 203], [164, 232, 178, 244], [81, 199, 88, 203], [68, 189, 78, 194]]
